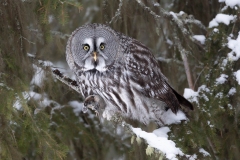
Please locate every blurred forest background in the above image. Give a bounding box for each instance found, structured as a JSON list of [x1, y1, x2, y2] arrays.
[[0, 0, 240, 159]]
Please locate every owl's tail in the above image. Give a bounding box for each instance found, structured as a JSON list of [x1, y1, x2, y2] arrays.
[[171, 87, 194, 110]]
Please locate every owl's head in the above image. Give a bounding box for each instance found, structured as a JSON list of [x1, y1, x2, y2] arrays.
[[66, 24, 121, 73]]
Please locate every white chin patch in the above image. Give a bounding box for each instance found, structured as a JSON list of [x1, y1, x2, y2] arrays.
[[83, 58, 95, 71], [83, 57, 107, 72], [96, 57, 107, 72]]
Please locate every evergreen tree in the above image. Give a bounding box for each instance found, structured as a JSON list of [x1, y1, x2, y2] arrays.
[[0, 0, 239, 159]]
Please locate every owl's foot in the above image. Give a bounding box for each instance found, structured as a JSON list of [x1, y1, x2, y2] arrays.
[[83, 95, 105, 116]]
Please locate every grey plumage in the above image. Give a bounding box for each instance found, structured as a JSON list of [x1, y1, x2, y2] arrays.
[[66, 23, 193, 125]]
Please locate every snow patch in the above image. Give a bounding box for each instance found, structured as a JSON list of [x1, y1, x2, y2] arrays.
[[215, 92, 223, 99], [38, 60, 53, 67], [69, 101, 84, 116], [23, 91, 42, 101], [23, 91, 61, 114], [186, 154, 197, 160], [223, 0, 240, 8], [161, 110, 187, 125], [193, 35, 206, 44], [132, 127, 183, 160], [209, 14, 235, 28], [169, 11, 178, 19], [234, 70, 240, 85], [13, 96, 22, 110], [198, 85, 210, 92], [228, 87, 236, 96], [215, 74, 228, 84], [166, 38, 173, 46], [153, 2, 160, 7], [221, 59, 228, 69], [179, 11, 185, 16], [30, 61, 53, 87], [183, 88, 198, 103], [153, 127, 170, 137], [228, 32, 240, 61], [31, 64, 46, 87], [183, 85, 211, 104], [207, 121, 214, 128], [130, 108, 192, 159], [48, 15, 54, 23], [199, 148, 210, 157], [213, 28, 219, 33], [27, 53, 36, 58]]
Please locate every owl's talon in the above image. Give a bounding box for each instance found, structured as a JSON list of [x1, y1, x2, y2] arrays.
[[83, 95, 104, 116], [82, 106, 88, 113]]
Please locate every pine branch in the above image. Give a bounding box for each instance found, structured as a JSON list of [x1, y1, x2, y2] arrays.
[[51, 69, 80, 94]]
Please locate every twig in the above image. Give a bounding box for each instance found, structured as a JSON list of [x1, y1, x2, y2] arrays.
[[50, 31, 70, 39], [108, 0, 123, 24], [156, 57, 183, 65], [20, 35, 36, 44], [206, 137, 218, 159], [193, 66, 207, 89], [173, 33, 194, 90], [185, 18, 206, 31], [181, 51, 194, 90], [231, 18, 236, 35], [28, 27, 70, 40]]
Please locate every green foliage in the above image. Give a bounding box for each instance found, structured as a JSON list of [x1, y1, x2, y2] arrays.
[[0, 0, 82, 159], [171, 5, 240, 159], [0, 77, 69, 160], [35, 0, 82, 42], [36, 0, 82, 25]]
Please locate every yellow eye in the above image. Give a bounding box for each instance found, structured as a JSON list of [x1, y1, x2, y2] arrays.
[[100, 44, 105, 50], [83, 45, 89, 51]]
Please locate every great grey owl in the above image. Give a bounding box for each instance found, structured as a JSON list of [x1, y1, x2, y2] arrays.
[[66, 23, 193, 126]]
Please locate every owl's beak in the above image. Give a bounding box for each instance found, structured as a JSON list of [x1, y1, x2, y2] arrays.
[[93, 52, 97, 61]]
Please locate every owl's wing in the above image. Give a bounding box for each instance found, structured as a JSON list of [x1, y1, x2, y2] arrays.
[[126, 39, 193, 113]]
